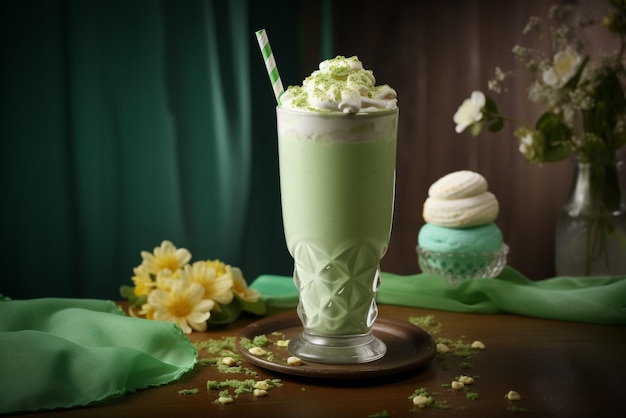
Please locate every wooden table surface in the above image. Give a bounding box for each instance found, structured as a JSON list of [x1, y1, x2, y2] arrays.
[[11, 304, 626, 418]]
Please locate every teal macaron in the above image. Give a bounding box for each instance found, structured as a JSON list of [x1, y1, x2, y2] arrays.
[[417, 223, 503, 253]]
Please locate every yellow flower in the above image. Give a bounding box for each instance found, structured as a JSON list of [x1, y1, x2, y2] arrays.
[[154, 268, 178, 292], [140, 240, 191, 275], [205, 259, 228, 277], [230, 266, 261, 303], [137, 302, 155, 320], [147, 278, 214, 334], [180, 261, 233, 305], [131, 264, 154, 297], [121, 242, 264, 331]]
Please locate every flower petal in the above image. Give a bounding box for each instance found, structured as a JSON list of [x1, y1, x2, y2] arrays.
[[195, 299, 216, 312], [187, 311, 211, 326], [454, 91, 485, 133]]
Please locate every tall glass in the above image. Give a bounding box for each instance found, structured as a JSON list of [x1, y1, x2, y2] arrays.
[[276, 106, 398, 364]]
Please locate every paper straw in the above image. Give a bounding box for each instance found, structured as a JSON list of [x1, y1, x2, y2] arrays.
[[255, 29, 284, 104]]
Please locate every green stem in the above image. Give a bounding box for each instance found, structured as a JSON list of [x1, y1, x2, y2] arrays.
[[483, 110, 528, 128], [580, 155, 621, 274], [585, 216, 611, 275]]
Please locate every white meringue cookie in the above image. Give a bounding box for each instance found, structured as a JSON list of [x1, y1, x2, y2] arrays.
[[428, 170, 488, 200], [423, 192, 499, 227]]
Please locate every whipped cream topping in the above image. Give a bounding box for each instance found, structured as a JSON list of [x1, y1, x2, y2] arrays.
[[279, 56, 397, 114], [423, 170, 499, 228]]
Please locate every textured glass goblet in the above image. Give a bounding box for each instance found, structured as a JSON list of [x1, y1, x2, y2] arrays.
[[277, 107, 398, 364]]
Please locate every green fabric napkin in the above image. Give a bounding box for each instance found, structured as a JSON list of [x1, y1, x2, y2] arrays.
[[0, 298, 197, 414], [250, 266, 626, 325]]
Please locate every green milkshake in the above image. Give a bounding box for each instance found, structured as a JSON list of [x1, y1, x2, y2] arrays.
[[276, 56, 398, 364]]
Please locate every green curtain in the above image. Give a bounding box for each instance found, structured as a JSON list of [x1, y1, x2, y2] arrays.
[[0, 0, 329, 299]]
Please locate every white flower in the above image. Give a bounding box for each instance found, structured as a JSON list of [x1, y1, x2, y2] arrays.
[[148, 279, 214, 334], [453, 91, 486, 133], [542, 46, 582, 86], [514, 127, 545, 163], [519, 133, 534, 154]]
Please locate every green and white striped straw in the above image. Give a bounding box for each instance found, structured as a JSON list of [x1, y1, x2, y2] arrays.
[[255, 29, 284, 105]]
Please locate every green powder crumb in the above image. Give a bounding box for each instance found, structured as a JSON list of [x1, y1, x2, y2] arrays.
[[207, 378, 282, 396], [231, 379, 256, 395], [178, 388, 199, 395], [451, 341, 477, 358], [252, 334, 270, 346], [239, 335, 275, 362], [217, 363, 244, 374], [207, 379, 255, 396], [454, 349, 475, 359], [409, 387, 431, 398], [409, 317, 489, 409], [239, 335, 270, 350], [435, 337, 481, 360], [433, 400, 451, 409], [368, 411, 389, 418], [238, 338, 255, 350], [193, 336, 257, 375], [194, 336, 238, 355], [466, 392, 480, 400], [506, 405, 531, 413], [193, 336, 241, 361], [409, 388, 450, 410], [207, 380, 221, 390], [454, 374, 479, 382], [409, 315, 442, 334], [213, 389, 232, 403]]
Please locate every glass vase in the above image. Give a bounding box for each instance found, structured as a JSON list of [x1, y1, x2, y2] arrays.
[[555, 154, 626, 276]]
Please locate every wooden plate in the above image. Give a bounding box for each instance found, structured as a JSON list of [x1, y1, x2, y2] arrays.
[[237, 312, 436, 379]]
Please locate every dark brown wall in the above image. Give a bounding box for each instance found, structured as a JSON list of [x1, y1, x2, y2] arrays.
[[330, 0, 626, 279]]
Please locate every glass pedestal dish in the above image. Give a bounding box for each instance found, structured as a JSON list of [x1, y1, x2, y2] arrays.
[[417, 244, 509, 287]]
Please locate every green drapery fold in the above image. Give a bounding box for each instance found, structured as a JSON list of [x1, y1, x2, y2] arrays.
[[0, 297, 197, 414], [1, 0, 326, 299], [250, 267, 626, 325]]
